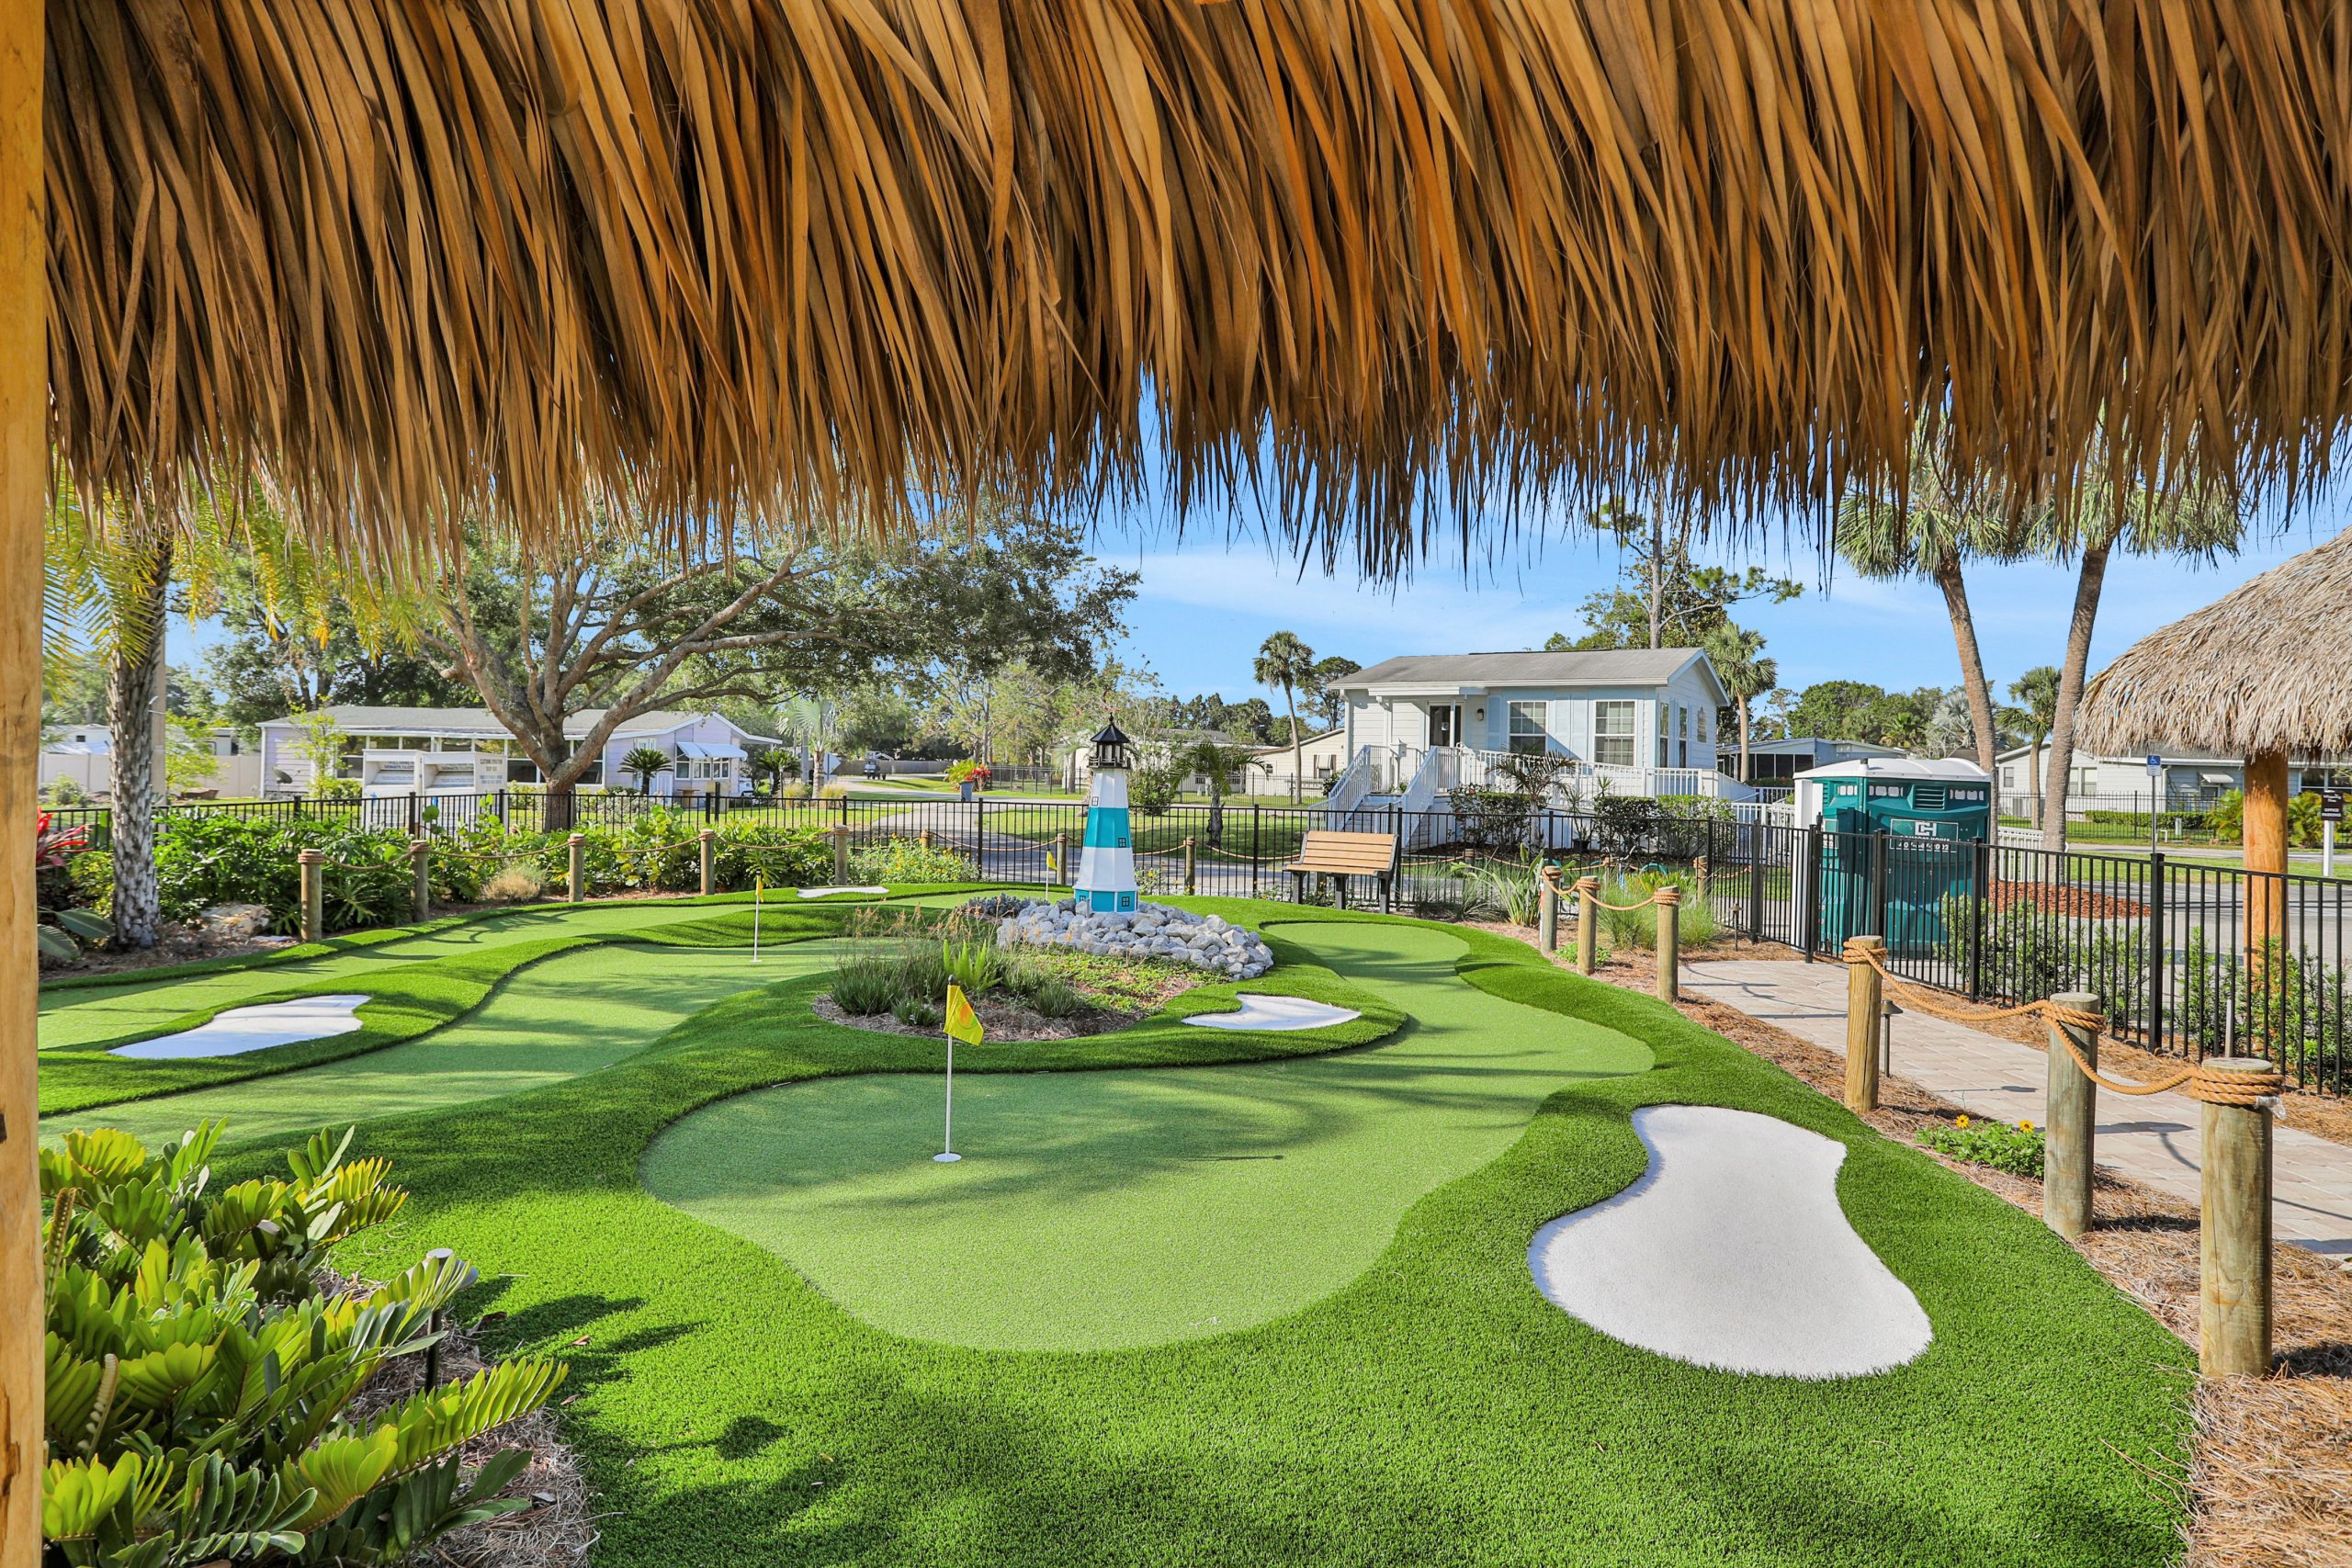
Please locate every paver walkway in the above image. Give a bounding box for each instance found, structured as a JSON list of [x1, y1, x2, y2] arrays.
[[1682, 957, 2352, 1257]]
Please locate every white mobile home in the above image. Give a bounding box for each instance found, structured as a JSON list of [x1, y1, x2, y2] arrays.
[[257, 705, 777, 800]]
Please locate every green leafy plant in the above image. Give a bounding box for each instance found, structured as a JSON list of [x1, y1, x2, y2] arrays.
[[1450, 855, 1542, 924], [619, 744, 673, 795], [941, 934, 1004, 995], [829, 949, 906, 1015], [892, 995, 944, 1028], [1918, 1114, 2045, 1178], [40, 1122, 566, 1566], [849, 835, 975, 885], [1594, 868, 1717, 949]]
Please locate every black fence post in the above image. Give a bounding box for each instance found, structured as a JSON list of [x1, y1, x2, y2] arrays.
[[1801, 822, 1824, 960], [2147, 851, 2167, 1055], [1870, 829, 1890, 953], [1746, 822, 1765, 941], [1967, 838, 1989, 1000], [1250, 805, 1261, 898]]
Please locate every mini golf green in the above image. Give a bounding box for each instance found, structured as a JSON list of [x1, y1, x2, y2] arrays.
[[38, 900, 727, 1052], [40, 938, 845, 1151], [641, 920, 1652, 1350]]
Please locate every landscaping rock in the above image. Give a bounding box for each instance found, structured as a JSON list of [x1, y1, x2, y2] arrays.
[[997, 898, 1274, 979]]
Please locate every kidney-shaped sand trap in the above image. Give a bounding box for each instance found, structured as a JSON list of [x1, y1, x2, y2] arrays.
[[110, 994, 371, 1060], [795, 886, 890, 899], [1182, 993, 1363, 1032], [1529, 1104, 1932, 1379]]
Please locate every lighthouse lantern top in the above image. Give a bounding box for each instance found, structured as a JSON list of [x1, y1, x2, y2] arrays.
[[1089, 720, 1135, 773]]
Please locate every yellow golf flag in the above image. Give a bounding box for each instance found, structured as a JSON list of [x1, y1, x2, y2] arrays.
[[944, 983, 985, 1046]]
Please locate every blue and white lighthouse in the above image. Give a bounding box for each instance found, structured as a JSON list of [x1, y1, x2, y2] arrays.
[[1074, 720, 1138, 914]]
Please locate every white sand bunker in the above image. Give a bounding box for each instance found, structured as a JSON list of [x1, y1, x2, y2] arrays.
[[111, 994, 371, 1060], [796, 886, 889, 899], [1182, 994, 1362, 1032], [1529, 1105, 1931, 1379]]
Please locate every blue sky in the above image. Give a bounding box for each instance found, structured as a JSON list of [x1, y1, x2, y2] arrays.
[[1083, 498, 2346, 705]]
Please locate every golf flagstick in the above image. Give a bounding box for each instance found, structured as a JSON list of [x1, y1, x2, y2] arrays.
[[752, 873, 763, 963], [937, 983, 985, 1162]]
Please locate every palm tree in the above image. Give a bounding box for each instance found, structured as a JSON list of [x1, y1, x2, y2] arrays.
[[620, 745, 672, 795], [1835, 441, 2018, 773], [1253, 630, 1317, 803], [2007, 666, 2060, 822], [2032, 477, 2242, 849], [1702, 625, 1776, 784], [1179, 739, 1262, 848]]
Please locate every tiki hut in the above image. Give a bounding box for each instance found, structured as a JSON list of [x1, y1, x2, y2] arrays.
[[2078, 526, 2352, 947], [10, 3, 2352, 1554]]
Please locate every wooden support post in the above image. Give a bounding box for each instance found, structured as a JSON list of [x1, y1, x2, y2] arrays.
[[1052, 831, 1069, 888], [1, 16, 46, 1558], [567, 833, 586, 904], [1538, 876, 1559, 953], [299, 848, 325, 943], [2042, 991, 2101, 1239], [831, 823, 851, 883], [918, 828, 933, 851], [697, 828, 716, 897], [1841, 936, 1884, 1111], [2243, 748, 2290, 960], [410, 837, 432, 921], [1182, 837, 1196, 895], [2200, 1057, 2276, 1378], [1694, 855, 1710, 906], [1575, 875, 1600, 975], [1654, 886, 1681, 1003]]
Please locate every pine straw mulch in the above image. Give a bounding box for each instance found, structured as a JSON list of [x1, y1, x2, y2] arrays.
[[1991, 879, 2151, 919], [812, 990, 1144, 1041], [1465, 921, 2352, 1568], [335, 1279, 597, 1568]]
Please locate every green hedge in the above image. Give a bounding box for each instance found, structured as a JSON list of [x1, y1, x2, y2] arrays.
[[73, 810, 832, 937]]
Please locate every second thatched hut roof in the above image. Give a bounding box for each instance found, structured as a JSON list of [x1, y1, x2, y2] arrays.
[[2077, 529, 2352, 759]]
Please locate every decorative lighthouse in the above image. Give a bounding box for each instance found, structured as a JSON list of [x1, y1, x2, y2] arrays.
[[1074, 720, 1139, 914]]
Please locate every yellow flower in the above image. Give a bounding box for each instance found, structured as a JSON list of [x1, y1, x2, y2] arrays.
[[2018, 1119, 2035, 1134], [1953, 1114, 1971, 1129]]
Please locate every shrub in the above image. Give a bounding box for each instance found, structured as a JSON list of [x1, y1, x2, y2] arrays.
[[1128, 761, 1182, 816], [481, 862, 546, 902], [40, 1122, 564, 1566], [1918, 1114, 2045, 1178], [818, 781, 849, 800], [780, 780, 811, 800], [1449, 788, 1537, 853], [1594, 868, 1716, 949], [850, 835, 975, 885], [829, 949, 906, 1014], [1589, 795, 1664, 857], [892, 995, 944, 1028], [941, 935, 1004, 995], [1451, 855, 1542, 924], [1023, 978, 1088, 1018]]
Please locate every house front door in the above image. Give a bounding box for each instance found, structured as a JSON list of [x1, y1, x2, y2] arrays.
[[1427, 704, 1461, 749]]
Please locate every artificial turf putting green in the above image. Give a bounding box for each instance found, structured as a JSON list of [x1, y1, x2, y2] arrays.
[[79, 896, 2195, 1564], [643, 920, 1649, 1349], [37, 899, 730, 1050], [40, 939, 844, 1151]]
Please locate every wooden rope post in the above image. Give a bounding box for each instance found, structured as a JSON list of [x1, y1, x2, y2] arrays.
[[1653, 886, 1681, 1003], [2042, 990, 2101, 1238], [1182, 836, 1196, 895], [298, 848, 324, 943], [697, 828, 716, 897], [1841, 936, 1884, 1111], [1538, 875, 1559, 953], [567, 832, 586, 904], [831, 822, 851, 883], [1574, 876, 1600, 975], [1052, 831, 1068, 888], [2200, 1056, 2277, 1377], [410, 837, 431, 921], [1694, 854, 1710, 904], [919, 828, 933, 851]]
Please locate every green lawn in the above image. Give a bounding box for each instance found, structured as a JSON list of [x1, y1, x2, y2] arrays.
[[51, 894, 2195, 1566]]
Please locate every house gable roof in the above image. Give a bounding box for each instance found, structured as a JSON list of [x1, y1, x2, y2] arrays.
[[260, 705, 772, 744], [1338, 648, 1724, 703]]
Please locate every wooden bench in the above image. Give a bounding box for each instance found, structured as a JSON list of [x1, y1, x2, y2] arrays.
[[1283, 829, 1400, 910]]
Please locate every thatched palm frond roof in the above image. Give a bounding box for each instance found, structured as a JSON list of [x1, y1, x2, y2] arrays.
[[2078, 529, 2352, 758], [45, 1, 2352, 572]]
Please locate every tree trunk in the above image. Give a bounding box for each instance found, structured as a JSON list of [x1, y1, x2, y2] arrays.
[[1737, 699, 1752, 784], [1646, 512, 1664, 649], [1930, 553, 1998, 773], [1286, 688, 1303, 804], [107, 538, 172, 947], [2039, 541, 2113, 852]]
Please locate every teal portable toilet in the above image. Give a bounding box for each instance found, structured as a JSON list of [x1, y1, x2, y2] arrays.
[[1792, 759, 1993, 955]]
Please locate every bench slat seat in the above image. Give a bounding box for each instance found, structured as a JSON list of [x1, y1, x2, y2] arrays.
[[1283, 829, 1400, 910]]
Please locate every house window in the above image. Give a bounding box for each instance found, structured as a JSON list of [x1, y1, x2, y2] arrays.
[[1506, 701, 1548, 755], [1679, 707, 1690, 739], [1594, 701, 1635, 768], [1696, 708, 1708, 744]]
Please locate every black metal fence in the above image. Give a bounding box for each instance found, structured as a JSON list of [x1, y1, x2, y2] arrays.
[[1697, 821, 2351, 1093], [47, 790, 2352, 1090]]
